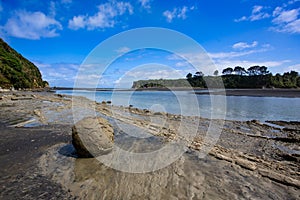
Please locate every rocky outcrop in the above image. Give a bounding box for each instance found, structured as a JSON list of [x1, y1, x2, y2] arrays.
[[72, 117, 114, 158]]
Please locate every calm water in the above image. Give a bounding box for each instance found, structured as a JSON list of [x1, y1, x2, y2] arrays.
[[57, 90, 300, 122]]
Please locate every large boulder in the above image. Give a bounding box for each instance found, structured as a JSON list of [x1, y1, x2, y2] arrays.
[[72, 117, 114, 158]]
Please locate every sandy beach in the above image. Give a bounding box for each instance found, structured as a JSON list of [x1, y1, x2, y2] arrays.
[[0, 91, 299, 199]]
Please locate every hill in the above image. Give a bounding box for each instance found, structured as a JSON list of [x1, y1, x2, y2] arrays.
[[0, 38, 47, 89], [132, 79, 191, 89]]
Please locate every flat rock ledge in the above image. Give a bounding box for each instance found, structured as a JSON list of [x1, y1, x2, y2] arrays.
[[72, 117, 114, 158]]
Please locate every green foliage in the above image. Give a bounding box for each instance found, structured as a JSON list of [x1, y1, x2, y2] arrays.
[[233, 66, 247, 76], [132, 79, 191, 88], [0, 38, 46, 89], [185, 69, 276, 88], [222, 67, 233, 75], [297, 77, 300, 87], [204, 66, 298, 88], [247, 66, 270, 76], [186, 73, 192, 79], [132, 66, 300, 89]]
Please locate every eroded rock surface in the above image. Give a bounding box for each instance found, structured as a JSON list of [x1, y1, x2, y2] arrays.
[[72, 117, 114, 158]]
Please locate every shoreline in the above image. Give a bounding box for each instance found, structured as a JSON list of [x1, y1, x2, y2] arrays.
[[0, 91, 299, 199], [195, 88, 300, 98]]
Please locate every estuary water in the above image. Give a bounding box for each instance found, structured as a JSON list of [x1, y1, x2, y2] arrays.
[[57, 90, 300, 122]]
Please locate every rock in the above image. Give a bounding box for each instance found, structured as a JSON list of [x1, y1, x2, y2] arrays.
[[143, 109, 150, 114], [250, 119, 261, 125], [11, 96, 33, 101], [259, 169, 300, 188], [72, 117, 114, 158], [153, 112, 163, 115], [234, 158, 257, 171], [34, 109, 41, 116]]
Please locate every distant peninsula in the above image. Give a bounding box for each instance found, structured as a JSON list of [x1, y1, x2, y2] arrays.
[[0, 38, 48, 90], [132, 66, 300, 89]]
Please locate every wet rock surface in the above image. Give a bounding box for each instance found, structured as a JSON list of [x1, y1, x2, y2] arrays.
[[0, 125, 76, 200], [0, 91, 299, 199], [72, 117, 114, 157]]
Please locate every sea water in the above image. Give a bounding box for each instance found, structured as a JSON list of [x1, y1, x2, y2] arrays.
[[56, 90, 300, 122]]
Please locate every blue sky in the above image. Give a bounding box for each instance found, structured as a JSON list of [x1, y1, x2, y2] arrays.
[[0, 0, 300, 87]]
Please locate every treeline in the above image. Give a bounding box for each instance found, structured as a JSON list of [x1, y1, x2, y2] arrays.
[[186, 66, 300, 88], [132, 66, 300, 89], [132, 79, 190, 89]]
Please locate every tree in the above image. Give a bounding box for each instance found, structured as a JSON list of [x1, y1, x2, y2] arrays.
[[282, 71, 299, 88], [247, 66, 261, 76], [290, 70, 299, 77], [222, 67, 233, 75], [194, 71, 204, 77], [186, 73, 192, 79], [213, 70, 219, 76], [234, 66, 247, 76], [259, 66, 269, 75]]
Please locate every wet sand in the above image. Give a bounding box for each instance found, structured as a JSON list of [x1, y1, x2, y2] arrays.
[[0, 91, 299, 199], [0, 125, 75, 199]]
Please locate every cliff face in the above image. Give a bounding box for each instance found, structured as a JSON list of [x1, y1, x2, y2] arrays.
[[0, 38, 47, 89]]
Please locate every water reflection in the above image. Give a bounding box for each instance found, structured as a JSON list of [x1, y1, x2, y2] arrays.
[[57, 90, 300, 121]]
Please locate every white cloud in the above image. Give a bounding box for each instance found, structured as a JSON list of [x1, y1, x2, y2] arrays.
[[34, 62, 79, 87], [68, 1, 133, 30], [213, 59, 290, 73], [175, 62, 188, 67], [119, 64, 188, 86], [205, 44, 283, 74], [209, 48, 268, 60], [232, 41, 258, 50], [234, 5, 270, 22], [138, 0, 151, 10], [283, 19, 300, 33], [68, 16, 86, 30], [177, 6, 188, 19], [116, 46, 130, 54], [33, 61, 51, 69], [272, 9, 299, 24], [2, 10, 62, 40], [252, 5, 263, 14], [250, 13, 270, 21], [235, 3, 300, 34], [168, 46, 285, 76], [273, 7, 283, 17], [163, 11, 174, 23], [163, 6, 192, 23], [111, 64, 190, 88], [166, 52, 219, 75], [287, 63, 300, 71], [271, 8, 300, 33], [234, 16, 247, 22]]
